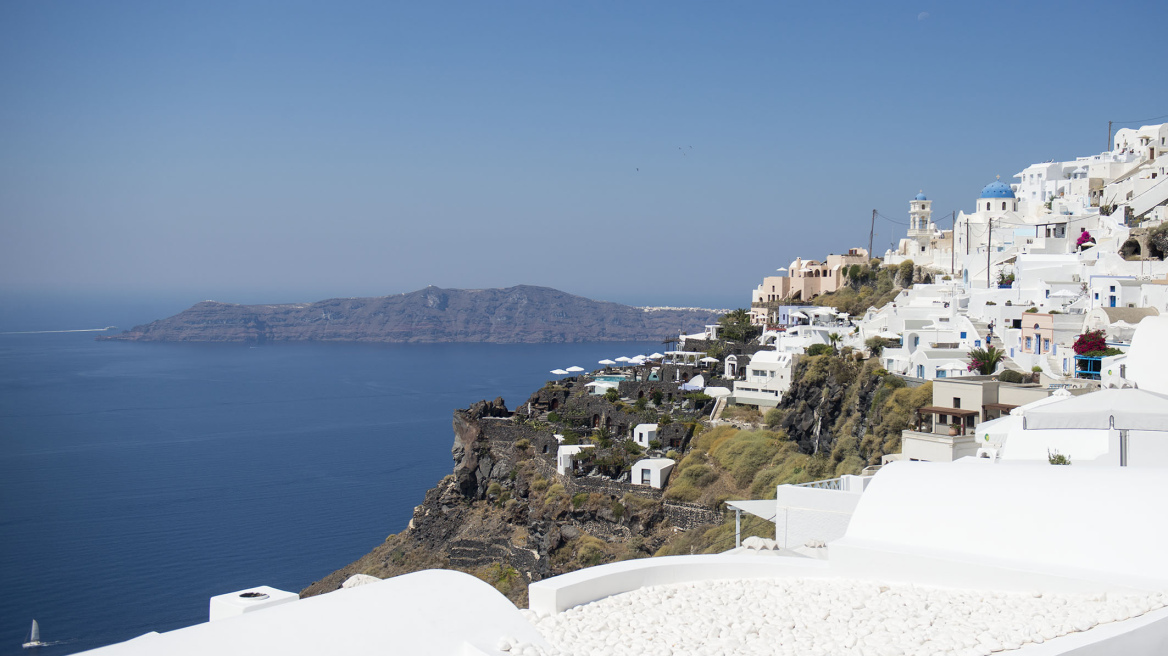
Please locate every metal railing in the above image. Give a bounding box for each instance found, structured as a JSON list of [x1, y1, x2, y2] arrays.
[[795, 477, 844, 490]]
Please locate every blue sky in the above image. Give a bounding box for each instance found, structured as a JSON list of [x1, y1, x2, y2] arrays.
[[2, 1, 1166, 310]]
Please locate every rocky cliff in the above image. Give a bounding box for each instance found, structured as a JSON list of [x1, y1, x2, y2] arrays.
[[300, 397, 705, 606], [99, 285, 723, 343]]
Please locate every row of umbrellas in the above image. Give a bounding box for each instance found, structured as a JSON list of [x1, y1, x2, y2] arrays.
[[552, 352, 721, 376]]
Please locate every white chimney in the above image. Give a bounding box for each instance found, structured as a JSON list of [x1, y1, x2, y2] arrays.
[[209, 586, 299, 622]]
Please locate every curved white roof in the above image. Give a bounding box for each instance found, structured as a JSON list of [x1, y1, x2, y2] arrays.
[[839, 461, 1168, 589], [1126, 316, 1168, 394]]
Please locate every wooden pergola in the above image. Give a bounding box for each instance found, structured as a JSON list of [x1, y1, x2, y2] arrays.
[[915, 406, 980, 436]]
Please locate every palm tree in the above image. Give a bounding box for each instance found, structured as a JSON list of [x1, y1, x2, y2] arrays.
[[967, 345, 1004, 375], [828, 332, 841, 355], [717, 308, 754, 342]]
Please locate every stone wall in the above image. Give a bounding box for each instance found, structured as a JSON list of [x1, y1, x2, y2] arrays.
[[662, 501, 725, 530], [565, 475, 664, 500]]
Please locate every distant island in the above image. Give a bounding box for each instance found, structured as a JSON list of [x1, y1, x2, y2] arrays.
[[98, 285, 727, 344]]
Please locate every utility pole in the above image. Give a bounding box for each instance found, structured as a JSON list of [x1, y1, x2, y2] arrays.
[[986, 218, 993, 289], [868, 209, 876, 260], [950, 211, 956, 275], [1108, 120, 1113, 152]]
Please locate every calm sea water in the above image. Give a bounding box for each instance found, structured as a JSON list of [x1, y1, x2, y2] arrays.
[[0, 304, 658, 654]]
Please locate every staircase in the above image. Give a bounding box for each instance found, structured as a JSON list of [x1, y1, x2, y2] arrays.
[[1131, 177, 1168, 220], [710, 397, 728, 421], [969, 320, 1021, 372]]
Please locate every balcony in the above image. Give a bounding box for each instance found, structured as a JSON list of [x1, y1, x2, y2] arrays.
[[913, 406, 980, 436]]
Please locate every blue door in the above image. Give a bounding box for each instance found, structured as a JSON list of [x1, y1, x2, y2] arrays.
[[917, 364, 925, 378], [1109, 296, 1117, 307]]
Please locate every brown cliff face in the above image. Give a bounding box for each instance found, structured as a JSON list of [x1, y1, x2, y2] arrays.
[[98, 285, 723, 343], [300, 398, 681, 606]]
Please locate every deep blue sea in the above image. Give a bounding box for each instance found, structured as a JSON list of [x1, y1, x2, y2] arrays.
[[0, 298, 658, 654]]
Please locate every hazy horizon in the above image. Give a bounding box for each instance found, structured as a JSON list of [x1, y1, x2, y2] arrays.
[[3, 1, 1167, 311]]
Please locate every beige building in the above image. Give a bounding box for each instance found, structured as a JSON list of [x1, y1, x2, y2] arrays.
[[750, 248, 869, 324], [896, 378, 1083, 463]]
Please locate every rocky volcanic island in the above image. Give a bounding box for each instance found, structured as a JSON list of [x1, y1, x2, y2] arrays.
[[99, 285, 724, 343]]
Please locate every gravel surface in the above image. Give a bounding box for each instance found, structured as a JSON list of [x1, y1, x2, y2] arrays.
[[501, 578, 1166, 656]]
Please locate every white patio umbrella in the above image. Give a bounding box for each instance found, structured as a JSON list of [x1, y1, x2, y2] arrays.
[[1022, 389, 1168, 431], [598, 359, 617, 366], [876, 331, 901, 340], [939, 362, 967, 371], [790, 311, 808, 320], [565, 366, 585, 373], [648, 352, 664, 359], [550, 369, 570, 375], [1050, 289, 1077, 298], [615, 356, 631, 363], [699, 356, 720, 363]]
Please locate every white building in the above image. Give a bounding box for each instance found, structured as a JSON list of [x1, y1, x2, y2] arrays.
[[630, 458, 675, 489], [731, 350, 796, 408], [632, 423, 658, 449], [556, 444, 593, 475]]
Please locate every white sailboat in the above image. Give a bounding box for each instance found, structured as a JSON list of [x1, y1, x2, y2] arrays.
[[22, 619, 45, 649]]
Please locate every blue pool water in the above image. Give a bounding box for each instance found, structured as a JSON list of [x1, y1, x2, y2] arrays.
[[0, 302, 658, 654]]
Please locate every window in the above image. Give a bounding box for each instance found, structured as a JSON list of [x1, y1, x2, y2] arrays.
[[641, 469, 651, 485], [1110, 285, 1116, 292], [1043, 338, 1050, 352], [1094, 293, 1099, 300], [1026, 336, 1033, 349], [960, 331, 967, 339], [953, 398, 961, 409], [1002, 202, 1007, 210]]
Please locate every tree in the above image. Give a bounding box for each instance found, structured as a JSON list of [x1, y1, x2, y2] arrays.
[[717, 308, 758, 342], [828, 332, 841, 355], [865, 336, 892, 357], [896, 260, 915, 287], [967, 345, 1004, 375], [603, 388, 619, 402]]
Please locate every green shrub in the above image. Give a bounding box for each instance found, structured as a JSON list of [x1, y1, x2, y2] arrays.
[[648, 439, 662, 449], [571, 492, 589, 509], [611, 500, 625, 521], [998, 369, 1025, 383], [807, 344, 833, 357], [486, 482, 502, 498], [575, 535, 608, 566], [514, 438, 530, 451], [604, 388, 619, 402], [665, 449, 681, 461], [544, 483, 567, 503], [709, 430, 782, 486], [1047, 449, 1071, 465], [651, 389, 664, 405], [1025, 307, 1039, 313], [634, 397, 648, 411], [1031, 366, 1043, 373], [547, 411, 560, 423], [764, 407, 785, 429]]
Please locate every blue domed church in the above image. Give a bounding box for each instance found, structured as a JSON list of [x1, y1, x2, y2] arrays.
[[955, 176, 1024, 288]]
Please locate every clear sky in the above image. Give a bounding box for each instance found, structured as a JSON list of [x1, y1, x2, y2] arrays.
[[2, 1, 1166, 310]]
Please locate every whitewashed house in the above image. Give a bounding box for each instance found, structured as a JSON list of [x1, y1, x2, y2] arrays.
[[631, 458, 675, 489], [731, 350, 795, 408], [632, 423, 658, 449]]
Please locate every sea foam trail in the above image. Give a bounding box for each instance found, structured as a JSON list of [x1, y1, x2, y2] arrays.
[[1, 327, 116, 334]]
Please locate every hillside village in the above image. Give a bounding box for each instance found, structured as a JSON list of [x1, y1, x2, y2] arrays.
[[82, 122, 1168, 655]]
